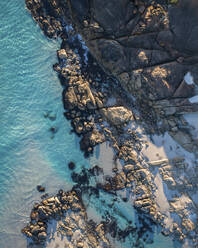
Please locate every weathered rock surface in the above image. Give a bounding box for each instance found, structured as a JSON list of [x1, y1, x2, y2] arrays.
[[68, 0, 198, 133], [101, 106, 133, 126], [57, 49, 67, 60], [69, 0, 198, 96], [22, 190, 110, 247]]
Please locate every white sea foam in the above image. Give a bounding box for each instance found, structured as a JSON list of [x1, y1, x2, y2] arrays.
[[184, 72, 195, 85], [189, 94, 198, 103]]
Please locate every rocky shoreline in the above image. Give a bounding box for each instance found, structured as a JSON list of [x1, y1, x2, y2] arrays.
[[23, 165, 159, 247], [22, 189, 111, 247], [23, 0, 198, 247]]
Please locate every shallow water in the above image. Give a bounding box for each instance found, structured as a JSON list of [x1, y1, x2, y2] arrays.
[[0, 1, 89, 247], [0, 1, 174, 247]]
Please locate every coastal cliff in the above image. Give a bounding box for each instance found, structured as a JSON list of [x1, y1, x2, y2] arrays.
[[23, 0, 198, 247]]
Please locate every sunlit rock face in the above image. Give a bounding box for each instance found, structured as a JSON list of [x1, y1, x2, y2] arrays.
[[65, 2, 198, 246], [67, 0, 198, 157], [69, 0, 198, 106]]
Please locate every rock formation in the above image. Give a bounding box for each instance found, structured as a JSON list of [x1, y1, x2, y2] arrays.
[[23, 0, 198, 247], [22, 190, 110, 247], [67, 0, 198, 149]]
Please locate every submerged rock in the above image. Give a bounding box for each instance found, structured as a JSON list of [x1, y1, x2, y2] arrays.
[[49, 126, 58, 134], [37, 185, 45, 192], [68, 161, 76, 170]]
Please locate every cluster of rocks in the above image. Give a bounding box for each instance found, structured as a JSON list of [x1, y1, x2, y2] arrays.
[[22, 189, 110, 247], [150, 157, 198, 191], [150, 157, 198, 244], [57, 47, 104, 155], [100, 156, 159, 219], [26, 0, 137, 157], [68, 0, 198, 147], [99, 153, 198, 245], [57, 45, 117, 156], [56, 39, 136, 156], [23, 164, 159, 247], [25, 0, 67, 38], [68, 166, 154, 246]]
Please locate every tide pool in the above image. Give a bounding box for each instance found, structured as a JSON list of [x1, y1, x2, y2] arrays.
[[0, 1, 175, 248]]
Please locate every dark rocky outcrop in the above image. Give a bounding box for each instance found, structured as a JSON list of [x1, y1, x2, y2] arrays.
[[37, 185, 45, 192], [68, 0, 198, 119]]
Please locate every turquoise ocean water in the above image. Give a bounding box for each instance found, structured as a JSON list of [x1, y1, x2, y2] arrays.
[[0, 1, 175, 247]]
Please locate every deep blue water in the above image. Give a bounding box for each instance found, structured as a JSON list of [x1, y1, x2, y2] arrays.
[[0, 1, 174, 247]]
